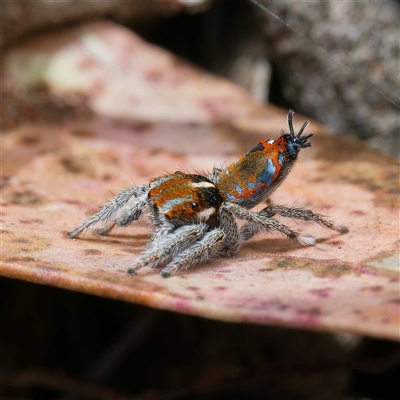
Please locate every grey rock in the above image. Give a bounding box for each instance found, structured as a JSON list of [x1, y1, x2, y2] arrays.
[[255, 0, 400, 158]]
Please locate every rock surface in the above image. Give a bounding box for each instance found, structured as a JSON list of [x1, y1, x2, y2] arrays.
[[255, 0, 400, 158]]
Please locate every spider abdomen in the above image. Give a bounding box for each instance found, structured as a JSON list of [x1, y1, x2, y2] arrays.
[[216, 111, 312, 209], [216, 137, 289, 208]]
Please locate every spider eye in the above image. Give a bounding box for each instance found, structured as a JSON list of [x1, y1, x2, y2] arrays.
[[191, 202, 199, 210]]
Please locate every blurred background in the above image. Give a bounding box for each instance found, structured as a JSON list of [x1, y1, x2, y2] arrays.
[[2, 0, 400, 157]]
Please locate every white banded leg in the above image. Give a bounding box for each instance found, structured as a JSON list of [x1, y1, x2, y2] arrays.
[[160, 229, 225, 278], [127, 223, 209, 274]]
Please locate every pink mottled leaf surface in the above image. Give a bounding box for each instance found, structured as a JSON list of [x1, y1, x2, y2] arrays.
[[2, 21, 399, 341]]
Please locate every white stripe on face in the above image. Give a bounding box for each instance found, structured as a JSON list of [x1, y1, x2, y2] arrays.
[[160, 197, 188, 213], [191, 181, 215, 188], [196, 207, 216, 221]]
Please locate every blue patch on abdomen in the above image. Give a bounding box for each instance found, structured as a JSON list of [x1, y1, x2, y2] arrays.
[[255, 158, 276, 188], [278, 152, 284, 166], [226, 193, 236, 202], [227, 159, 277, 205], [234, 183, 243, 194], [246, 181, 257, 190]]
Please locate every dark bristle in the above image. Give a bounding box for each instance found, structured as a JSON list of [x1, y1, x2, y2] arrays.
[[287, 109, 295, 137], [296, 121, 310, 138], [284, 110, 313, 155]]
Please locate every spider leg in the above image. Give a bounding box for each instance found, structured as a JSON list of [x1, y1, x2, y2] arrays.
[[97, 193, 149, 235], [145, 226, 172, 249], [259, 205, 348, 233], [127, 223, 209, 274], [222, 203, 316, 246], [67, 185, 147, 238], [218, 207, 241, 255], [160, 229, 225, 278], [239, 221, 263, 242], [208, 167, 222, 184]]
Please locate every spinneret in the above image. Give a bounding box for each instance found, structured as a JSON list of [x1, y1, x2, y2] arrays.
[[68, 110, 347, 277]]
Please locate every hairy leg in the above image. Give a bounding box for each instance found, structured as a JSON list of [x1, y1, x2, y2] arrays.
[[222, 203, 316, 246], [240, 204, 348, 242], [97, 193, 149, 235], [208, 167, 222, 184], [218, 207, 241, 255], [127, 223, 209, 274], [160, 229, 225, 278], [259, 205, 348, 233], [67, 185, 147, 238], [145, 226, 173, 249]]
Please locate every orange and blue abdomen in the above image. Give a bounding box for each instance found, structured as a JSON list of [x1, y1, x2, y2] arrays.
[[216, 136, 297, 209]]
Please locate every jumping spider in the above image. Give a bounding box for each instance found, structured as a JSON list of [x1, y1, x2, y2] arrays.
[[68, 110, 348, 277]]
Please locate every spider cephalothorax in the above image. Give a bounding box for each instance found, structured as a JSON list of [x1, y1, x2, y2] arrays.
[[68, 110, 348, 277], [147, 172, 223, 229]]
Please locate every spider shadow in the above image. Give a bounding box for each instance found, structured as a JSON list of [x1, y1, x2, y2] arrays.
[[246, 231, 343, 254], [69, 231, 151, 252], [132, 232, 343, 278], [134, 238, 309, 278], [241, 237, 308, 254]]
